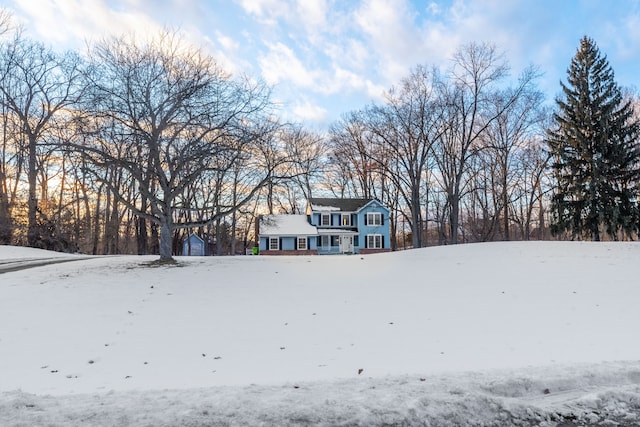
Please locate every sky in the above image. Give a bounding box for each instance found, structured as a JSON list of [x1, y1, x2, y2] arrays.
[[2, 0, 640, 129]]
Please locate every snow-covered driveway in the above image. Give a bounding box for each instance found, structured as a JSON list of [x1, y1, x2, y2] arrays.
[[0, 257, 90, 274]]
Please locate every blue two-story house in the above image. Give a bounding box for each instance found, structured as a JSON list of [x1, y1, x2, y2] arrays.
[[306, 198, 390, 254], [257, 198, 390, 255]]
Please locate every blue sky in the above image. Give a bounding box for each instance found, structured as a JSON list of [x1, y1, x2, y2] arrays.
[[3, 0, 640, 129]]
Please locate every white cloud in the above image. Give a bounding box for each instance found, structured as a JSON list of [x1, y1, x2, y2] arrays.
[[236, 0, 329, 32], [427, 2, 441, 15], [352, 0, 428, 82], [615, 13, 640, 59], [10, 0, 164, 51], [216, 31, 240, 52], [235, 0, 290, 24], [330, 67, 365, 92], [323, 38, 370, 73], [236, 0, 273, 16], [7, 0, 252, 77], [296, 0, 328, 30], [11, 0, 635, 128], [324, 67, 383, 99], [363, 79, 387, 101], [296, 0, 330, 32], [259, 42, 318, 87], [292, 99, 327, 122]]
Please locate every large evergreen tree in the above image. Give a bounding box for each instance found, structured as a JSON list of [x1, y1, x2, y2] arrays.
[[547, 36, 640, 241]]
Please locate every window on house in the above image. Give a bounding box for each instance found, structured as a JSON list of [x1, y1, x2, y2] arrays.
[[269, 237, 279, 250], [366, 234, 382, 249], [366, 212, 382, 226], [321, 213, 331, 226], [341, 214, 351, 226], [321, 235, 329, 247], [297, 237, 307, 250]]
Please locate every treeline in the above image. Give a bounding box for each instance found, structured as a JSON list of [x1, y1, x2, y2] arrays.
[[0, 12, 638, 258], [326, 44, 549, 248], [0, 24, 311, 260]]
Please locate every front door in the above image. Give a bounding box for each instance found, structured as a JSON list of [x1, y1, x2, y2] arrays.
[[339, 235, 353, 253]]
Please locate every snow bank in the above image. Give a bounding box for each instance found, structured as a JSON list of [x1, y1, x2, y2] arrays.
[[3, 362, 640, 426], [0, 245, 76, 260]]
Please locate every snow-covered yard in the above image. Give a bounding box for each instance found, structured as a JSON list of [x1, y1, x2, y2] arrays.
[[1, 242, 640, 426]]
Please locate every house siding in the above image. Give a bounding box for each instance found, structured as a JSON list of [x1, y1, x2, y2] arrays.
[[261, 249, 318, 256], [259, 236, 317, 252], [356, 202, 390, 252]]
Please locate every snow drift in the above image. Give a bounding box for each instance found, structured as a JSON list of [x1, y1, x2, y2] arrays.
[[1, 241, 639, 426]]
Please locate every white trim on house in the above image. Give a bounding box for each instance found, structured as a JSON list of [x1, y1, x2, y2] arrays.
[[317, 229, 357, 235]]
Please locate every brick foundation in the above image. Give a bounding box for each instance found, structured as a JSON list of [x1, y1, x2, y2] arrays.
[[359, 248, 391, 255], [260, 249, 318, 256]]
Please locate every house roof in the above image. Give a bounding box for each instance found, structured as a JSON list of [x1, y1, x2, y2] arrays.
[[259, 215, 318, 236], [307, 198, 375, 212]]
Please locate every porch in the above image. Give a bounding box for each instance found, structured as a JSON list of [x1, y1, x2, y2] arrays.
[[317, 229, 358, 254]]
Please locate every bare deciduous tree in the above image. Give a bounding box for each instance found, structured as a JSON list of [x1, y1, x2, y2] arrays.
[[75, 31, 290, 261], [0, 37, 84, 247], [477, 84, 545, 240], [433, 42, 538, 244], [371, 66, 442, 248]]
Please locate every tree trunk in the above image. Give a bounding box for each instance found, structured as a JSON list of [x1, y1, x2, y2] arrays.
[[502, 166, 510, 241], [158, 219, 173, 261], [0, 167, 11, 244], [0, 106, 11, 244], [410, 185, 422, 248], [27, 135, 38, 247], [136, 216, 148, 255], [231, 171, 238, 255], [216, 218, 223, 256], [92, 184, 103, 255], [449, 193, 460, 244]]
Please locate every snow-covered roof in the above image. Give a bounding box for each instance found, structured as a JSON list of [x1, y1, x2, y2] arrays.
[[259, 214, 318, 236]]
